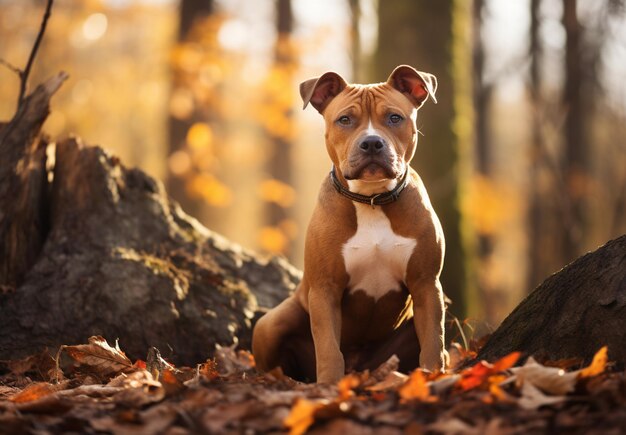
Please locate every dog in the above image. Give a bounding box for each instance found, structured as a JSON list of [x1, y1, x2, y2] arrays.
[[252, 65, 446, 383]]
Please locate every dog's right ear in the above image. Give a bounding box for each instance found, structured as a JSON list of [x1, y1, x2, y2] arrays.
[[300, 72, 348, 113]]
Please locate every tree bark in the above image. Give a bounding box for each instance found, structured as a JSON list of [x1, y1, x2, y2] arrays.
[[167, 0, 215, 220], [0, 77, 300, 365], [562, 0, 587, 262], [373, 0, 474, 318], [0, 72, 67, 289], [264, 0, 296, 257], [476, 234, 626, 366]]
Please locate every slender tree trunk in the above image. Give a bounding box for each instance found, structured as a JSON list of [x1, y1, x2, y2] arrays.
[[264, 0, 296, 257], [349, 0, 362, 83], [562, 0, 587, 261], [472, 0, 498, 323], [167, 0, 215, 219], [527, 0, 547, 289], [373, 0, 474, 318]]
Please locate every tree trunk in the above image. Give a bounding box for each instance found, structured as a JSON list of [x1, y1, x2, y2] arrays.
[[373, 0, 474, 318], [476, 234, 626, 366], [167, 0, 215, 220], [263, 0, 296, 257], [527, 0, 549, 290], [0, 76, 300, 365], [562, 0, 587, 263]]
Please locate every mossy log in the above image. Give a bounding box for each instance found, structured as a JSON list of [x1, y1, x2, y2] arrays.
[[0, 75, 300, 365]]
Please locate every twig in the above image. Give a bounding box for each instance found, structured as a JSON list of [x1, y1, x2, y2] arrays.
[[17, 0, 54, 109], [0, 58, 21, 76]]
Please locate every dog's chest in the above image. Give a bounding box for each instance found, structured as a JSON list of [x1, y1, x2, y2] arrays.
[[342, 204, 417, 300]]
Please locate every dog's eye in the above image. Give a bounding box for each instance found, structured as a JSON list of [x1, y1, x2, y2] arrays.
[[337, 115, 352, 126], [389, 114, 404, 124]]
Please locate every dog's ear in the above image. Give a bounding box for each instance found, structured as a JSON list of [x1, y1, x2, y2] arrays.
[[387, 65, 437, 108], [300, 72, 348, 113]]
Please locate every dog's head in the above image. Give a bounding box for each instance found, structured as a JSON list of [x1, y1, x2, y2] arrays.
[[300, 65, 437, 193]]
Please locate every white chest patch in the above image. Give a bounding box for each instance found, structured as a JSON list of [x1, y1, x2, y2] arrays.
[[342, 203, 417, 300]]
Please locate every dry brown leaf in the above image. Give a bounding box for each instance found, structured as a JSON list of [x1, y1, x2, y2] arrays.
[[0, 385, 19, 399], [518, 381, 566, 410], [112, 373, 165, 408], [427, 417, 479, 435], [578, 346, 608, 379], [511, 357, 577, 395], [63, 336, 133, 378], [367, 355, 400, 383], [430, 374, 461, 395], [215, 344, 256, 376], [0, 350, 57, 381], [366, 371, 408, 392]]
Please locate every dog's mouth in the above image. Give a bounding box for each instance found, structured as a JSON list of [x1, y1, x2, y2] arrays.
[[343, 160, 397, 181]]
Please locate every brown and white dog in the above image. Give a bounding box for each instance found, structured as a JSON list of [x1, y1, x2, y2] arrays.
[[252, 65, 446, 383]]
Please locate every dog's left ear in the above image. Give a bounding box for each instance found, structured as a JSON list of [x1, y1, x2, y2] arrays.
[[387, 65, 437, 108]]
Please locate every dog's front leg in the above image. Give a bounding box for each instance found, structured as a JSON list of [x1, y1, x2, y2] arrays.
[[308, 288, 344, 383], [409, 278, 446, 372]]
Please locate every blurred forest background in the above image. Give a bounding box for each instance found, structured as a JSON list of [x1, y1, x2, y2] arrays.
[[1, 0, 625, 333]]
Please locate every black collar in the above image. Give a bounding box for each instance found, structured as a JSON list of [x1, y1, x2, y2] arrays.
[[330, 166, 410, 207]]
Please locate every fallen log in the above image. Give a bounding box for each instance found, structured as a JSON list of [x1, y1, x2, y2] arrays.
[[0, 76, 300, 365], [476, 234, 626, 366]]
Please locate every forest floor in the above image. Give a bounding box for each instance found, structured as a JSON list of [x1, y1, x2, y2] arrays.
[[0, 336, 625, 434]]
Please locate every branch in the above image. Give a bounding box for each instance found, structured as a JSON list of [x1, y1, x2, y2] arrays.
[[17, 0, 54, 109], [0, 59, 21, 76]]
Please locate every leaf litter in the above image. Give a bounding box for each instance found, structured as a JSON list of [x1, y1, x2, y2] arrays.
[[0, 338, 625, 434]]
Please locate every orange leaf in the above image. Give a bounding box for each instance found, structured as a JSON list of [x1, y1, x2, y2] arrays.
[[492, 352, 522, 372], [199, 359, 219, 380], [579, 346, 608, 379], [284, 398, 324, 435], [134, 360, 147, 370], [399, 370, 435, 402], [337, 373, 360, 401], [458, 362, 490, 391], [459, 352, 521, 391], [10, 382, 60, 403]]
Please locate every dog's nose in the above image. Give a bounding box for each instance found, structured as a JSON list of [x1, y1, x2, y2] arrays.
[[359, 135, 385, 154]]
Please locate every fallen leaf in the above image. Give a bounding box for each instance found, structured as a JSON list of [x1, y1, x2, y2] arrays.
[[518, 381, 566, 410], [398, 369, 435, 402], [491, 352, 522, 372], [199, 359, 219, 380], [430, 374, 461, 395], [458, 352, 521, 391], [63, 336, 133, 378], [0, 349, 56, 381], [366, 354, 400, 384], [146, 347, 178, 381], [427, 417, 478, 435], [578, 346, 608, 379], [366, 371, 408, 392], [284, 398, 326, 435], [215, 344, 255, 376], [0, 385, 19, 399], [337, 373, 360, 401], [9, 382, 64, 403], [511, 357, 577, 395]]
